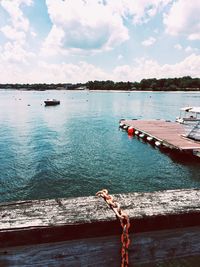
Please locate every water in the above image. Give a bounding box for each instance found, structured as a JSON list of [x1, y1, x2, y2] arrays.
[[0, 90, 200, 203]]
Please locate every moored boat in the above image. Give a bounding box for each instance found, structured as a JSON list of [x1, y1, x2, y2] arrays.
[[176, 106, 200, 124], [44, 99, 60, 106]]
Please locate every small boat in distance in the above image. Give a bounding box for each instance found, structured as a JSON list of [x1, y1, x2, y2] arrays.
[[176, 106, 200, 124], [44, 99, 60, 106]]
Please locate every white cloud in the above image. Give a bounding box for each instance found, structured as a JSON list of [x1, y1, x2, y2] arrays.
[[153, 28, 159, 34], [0, 54, 199, 84], [44, 0, 173, 56], [0, 0, 35, 65], [113, 54, 200, 81], [0, 0, 32, 32], [36, 61, 108, 83], [164, 0, 200, 40], [31, 31, 37, 38], [41, 25, 65, 56], [142, 37, 156, 46], [117, 54, 123, 60], [44, 0, 129, 55], [0, 63, 24, 83], [174, 44, 199, 53], [0, 41, 35, 64], [0, 25, 26, 43], [174, 44, 182, 50], [0, 60, 109, 84], [185, 46, 199, 53], [188, 33, 200, 41], [107, 0, 172, 24], [185, 46, 193, 53]]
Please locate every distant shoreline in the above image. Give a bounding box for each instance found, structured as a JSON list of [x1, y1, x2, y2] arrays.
[[1, 88, 200, 93], [0, 76, 199, 92], [88, 89, 200, 93]]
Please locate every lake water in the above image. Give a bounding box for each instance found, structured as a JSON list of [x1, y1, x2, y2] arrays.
[[0, 90, 200, 203]]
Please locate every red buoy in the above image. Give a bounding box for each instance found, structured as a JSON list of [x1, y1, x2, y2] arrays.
[[128, 127, 135, 135]]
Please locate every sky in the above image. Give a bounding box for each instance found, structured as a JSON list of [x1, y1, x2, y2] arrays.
[[0, 0, 200, 84]]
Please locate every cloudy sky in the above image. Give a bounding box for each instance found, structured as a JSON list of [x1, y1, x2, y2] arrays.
[[0, 0, 200, 83]]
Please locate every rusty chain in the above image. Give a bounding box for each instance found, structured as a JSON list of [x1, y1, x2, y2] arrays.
[[96, 189, 130, 267]]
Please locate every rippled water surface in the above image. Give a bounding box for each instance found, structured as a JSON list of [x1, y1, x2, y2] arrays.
[[0, 90, 200, 202]]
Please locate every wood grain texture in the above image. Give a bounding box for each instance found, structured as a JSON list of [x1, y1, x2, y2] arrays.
[[0, 189, 200, 247], [0, 227, 200, 266]]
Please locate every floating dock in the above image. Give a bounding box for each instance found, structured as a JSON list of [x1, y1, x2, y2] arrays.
[[120, 120, 200, 158], [0, 189, 200, 266]]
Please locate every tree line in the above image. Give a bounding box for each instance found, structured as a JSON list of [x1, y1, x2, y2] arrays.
[[0, 76, 199, 91], [86, 76, 200, 91]]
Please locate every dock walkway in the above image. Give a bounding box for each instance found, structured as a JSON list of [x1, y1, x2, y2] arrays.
[[122, 120, 200, 157]]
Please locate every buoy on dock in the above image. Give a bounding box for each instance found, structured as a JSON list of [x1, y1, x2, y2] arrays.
[[119, 122, 124, 128], [147, 136, 153, 142], [123, 125, 128, 130], [135, 130, 139, 135], [155, 141, 161, 147], [128, 126, 135, 135], [119, 119, 125, 126], [139, 133, 145, 138]]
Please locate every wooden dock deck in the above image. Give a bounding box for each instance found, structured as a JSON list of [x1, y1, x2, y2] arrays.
[[121, 120, 200, 157]]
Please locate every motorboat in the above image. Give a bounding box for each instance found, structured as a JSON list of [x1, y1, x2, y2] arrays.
[[176, 106, 200, 124], [44, 99, 60, 106]]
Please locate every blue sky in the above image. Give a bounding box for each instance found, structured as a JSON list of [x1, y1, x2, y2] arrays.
[[0, 0, 199, 83]]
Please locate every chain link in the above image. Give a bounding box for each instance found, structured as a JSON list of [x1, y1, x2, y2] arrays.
[[96, 189, 131, 267]]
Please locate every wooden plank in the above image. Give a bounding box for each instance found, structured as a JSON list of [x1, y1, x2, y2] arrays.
[[0, 227, 200, 266], [0, 189, 200, 247]]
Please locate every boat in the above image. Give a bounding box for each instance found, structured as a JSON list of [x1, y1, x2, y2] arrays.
[[175, 106, 200, 124], [44, 99, 60, 106]]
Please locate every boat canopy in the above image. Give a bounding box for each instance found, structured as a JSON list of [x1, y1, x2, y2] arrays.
[[180, 107, 200, 113], [190, 107, 200, 114], [180, 106, 193, 111]]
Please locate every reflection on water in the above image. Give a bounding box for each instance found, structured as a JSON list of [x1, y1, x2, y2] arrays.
[[0, 90, 200, 203]]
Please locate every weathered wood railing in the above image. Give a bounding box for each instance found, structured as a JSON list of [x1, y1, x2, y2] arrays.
[[0, 189, 200, 266]]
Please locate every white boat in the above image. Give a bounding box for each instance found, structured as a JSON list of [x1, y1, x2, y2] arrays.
[[44, 99, 60, 106], [176, 107, 200, 124]]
